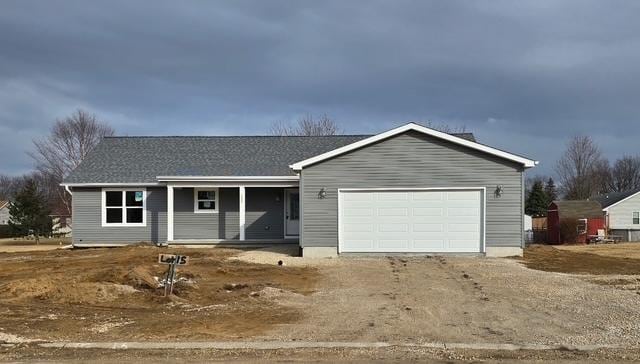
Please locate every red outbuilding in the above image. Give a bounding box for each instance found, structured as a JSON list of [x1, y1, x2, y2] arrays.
[[547, 200, 605, 244]]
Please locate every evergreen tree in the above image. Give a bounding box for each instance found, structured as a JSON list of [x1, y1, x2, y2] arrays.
[[8, 179, 51, 243], [525, 180, 548, 217], [544, 178, 558, 205]]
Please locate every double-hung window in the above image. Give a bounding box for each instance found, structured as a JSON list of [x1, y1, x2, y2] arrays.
[[194, 188, 218, 213], [633, 212, 640, 225], [102, 189, 146, 226]]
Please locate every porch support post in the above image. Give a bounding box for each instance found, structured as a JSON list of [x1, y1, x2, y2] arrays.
[[239, 186, 246, 241], [167, 185, 174, 242]]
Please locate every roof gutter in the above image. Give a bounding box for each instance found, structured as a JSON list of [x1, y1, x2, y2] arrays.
[[156, 176, 299, 182], [60, 182, 162, 187]]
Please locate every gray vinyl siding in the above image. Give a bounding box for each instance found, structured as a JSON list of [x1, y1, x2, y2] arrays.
[[72, 187, 167, 244], [606, 193, 640, 231], [300, 131, 524, 249], [174, 188, 239, 240], [245, 188, 285, 239]]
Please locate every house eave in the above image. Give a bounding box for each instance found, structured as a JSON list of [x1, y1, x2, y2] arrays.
[[156, 175, 299, 182]]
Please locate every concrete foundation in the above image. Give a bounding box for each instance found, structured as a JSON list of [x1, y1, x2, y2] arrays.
[[485, 246, 523, 257], [302, 247, 338, 258]]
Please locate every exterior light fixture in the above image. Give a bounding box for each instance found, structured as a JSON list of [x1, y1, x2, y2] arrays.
[[318, 188, 327, 199], [495, 185, 503, 197]]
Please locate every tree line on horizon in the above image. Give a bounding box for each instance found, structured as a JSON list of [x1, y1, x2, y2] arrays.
[[526, 135, 640, 217]]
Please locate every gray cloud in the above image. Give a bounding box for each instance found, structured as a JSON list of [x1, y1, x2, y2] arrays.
[[1, 0, 639, 177]]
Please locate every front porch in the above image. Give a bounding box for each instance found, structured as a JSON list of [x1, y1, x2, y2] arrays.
[[164, 178, 300, 244]]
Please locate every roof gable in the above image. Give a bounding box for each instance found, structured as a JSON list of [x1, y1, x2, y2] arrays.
[[290, 123, 537, 170], [592, 188, 640, 210]]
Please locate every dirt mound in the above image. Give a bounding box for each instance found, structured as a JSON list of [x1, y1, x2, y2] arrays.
[[2, 279, 139, 304], [126, 266, 160, 289]]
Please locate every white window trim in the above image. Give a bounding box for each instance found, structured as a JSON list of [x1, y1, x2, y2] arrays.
[[101, 188, 147, 227], [577, 218, 588, 234], [194, 188, 219, 214], [633, 211, 640, 225]]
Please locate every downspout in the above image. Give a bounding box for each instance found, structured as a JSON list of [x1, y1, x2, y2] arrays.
[[62, 184, 73, 248]]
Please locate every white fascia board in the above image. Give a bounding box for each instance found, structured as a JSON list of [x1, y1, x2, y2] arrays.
[[61, 182, 161, 187], [156, 176, 299, 182], [289, 122, 538, 170], [602, 190, 640, 211]]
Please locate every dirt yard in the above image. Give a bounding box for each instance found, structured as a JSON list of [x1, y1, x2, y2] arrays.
[[521, 244, 640, 275], [0, 246, 318, 342], [3, 244, 640, 362]]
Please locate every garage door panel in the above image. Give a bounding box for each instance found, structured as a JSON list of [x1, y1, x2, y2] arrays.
[[447, 207, 480, 216], [344, 193, 374, 201], [340, 189, 482, 253], [378, 223, 409, 232], [378, 239, 409, 249], [446, 191, 479, 200], [412, 223, 444, 232], [412, 191, 444, 200], [343, 239, 375, 250], [343, 208, 374, 217], [412, 239, 446, 250], [413, 207, 444, 216], [449, 223, 480, 232], [343, 223, 375, 233], [377, 192, 408, 201], [377, 208, 408, 216]]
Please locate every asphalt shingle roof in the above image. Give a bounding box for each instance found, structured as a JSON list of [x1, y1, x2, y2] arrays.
[[551, 200, 603, 219], [64, 132, 476, 184], [592, 188, 640, 208]]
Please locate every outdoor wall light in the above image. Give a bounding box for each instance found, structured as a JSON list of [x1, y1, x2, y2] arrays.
[[318, 188, 327, 199], [495, 185, 504, 197]]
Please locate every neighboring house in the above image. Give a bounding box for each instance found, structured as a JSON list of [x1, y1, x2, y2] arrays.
[[524, 214, 533, 232], [547, 201, 605, 244], [50, 206, 72, 237], [61, 122, 537, 257], [593, 188, 640, 241], [0, 200, 9, 225]]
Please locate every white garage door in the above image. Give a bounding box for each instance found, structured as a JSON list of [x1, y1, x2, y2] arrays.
[[339, 189, 483, 253]]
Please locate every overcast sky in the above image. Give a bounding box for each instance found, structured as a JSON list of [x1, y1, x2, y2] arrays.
[[1, 1, 639, 177]]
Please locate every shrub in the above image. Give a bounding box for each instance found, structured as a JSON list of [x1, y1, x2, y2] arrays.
[[559, 218, 580, 243]]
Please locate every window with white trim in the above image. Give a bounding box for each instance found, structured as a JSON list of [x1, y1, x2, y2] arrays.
[[194, 188, 218, 213], [577, 218, 587, 234], [103, 189, 146, 226], [634, 212, 640, 225]]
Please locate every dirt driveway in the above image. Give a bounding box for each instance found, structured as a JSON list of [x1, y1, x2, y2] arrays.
[[252, 252, 640, 347]]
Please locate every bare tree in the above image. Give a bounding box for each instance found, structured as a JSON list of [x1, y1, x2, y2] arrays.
[[270, 114, 341, 136], [30, 109, 115, 214], [609, 155, 640, 192], [423, 121, 468, 134], [555, 135, 607, 200]]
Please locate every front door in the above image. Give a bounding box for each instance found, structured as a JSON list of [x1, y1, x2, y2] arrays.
[[285, 189, 300, 237]]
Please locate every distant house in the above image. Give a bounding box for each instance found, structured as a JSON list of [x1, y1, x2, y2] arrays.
[[0, 200, 9, 225], [547, 200, 605, 244], [593, 188, 640, 242]]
